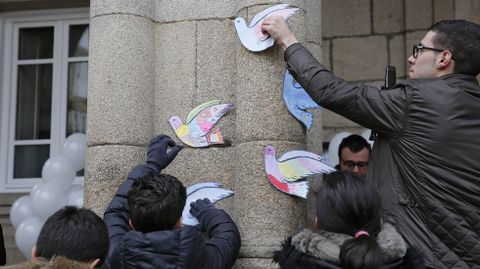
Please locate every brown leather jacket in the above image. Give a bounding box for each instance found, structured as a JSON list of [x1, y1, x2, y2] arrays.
[[284, 43, 480, 269]]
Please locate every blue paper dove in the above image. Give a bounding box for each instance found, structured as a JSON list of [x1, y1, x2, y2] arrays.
[[283, 69, 321, 129]]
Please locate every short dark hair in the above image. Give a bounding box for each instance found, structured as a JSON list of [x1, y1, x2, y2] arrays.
[[337, 134, 371, 161], [429, 20, 480, 76], [35, 206, 109, 265], [316, 171, 383, 269], [128, 173, 186, 232]]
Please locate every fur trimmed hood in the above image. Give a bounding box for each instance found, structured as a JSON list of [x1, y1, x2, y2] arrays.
[[2, 256, 91, 269], [291, 223, 407, 263]]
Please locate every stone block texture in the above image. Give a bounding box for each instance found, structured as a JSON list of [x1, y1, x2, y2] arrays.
[[405, 0, 433, 30], [90, 0, 155, 18], [322, 0, 371, 37], [332, 36, 388, 81], [84, 145, 146, 216], [455, 0, 480, 23], [373, 0, 404, 33], [87, 14, 155, 145]]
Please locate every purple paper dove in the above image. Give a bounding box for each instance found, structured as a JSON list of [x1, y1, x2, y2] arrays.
[[234, 4, 300, 52], [264, 146, 335, 199], [169, 100, 233, 148], [183, 182, 234, 226], [283, 69, 321, 129]]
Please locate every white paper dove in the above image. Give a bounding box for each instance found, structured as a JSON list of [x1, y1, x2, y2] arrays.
[[182, 182, 234, 226], [234, 4, 300, 52]]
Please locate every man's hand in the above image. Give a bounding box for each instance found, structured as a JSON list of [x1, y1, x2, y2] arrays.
[[146, 135, 183, 171], [261, 15, 299, 51], [190, 198, 216, 217]]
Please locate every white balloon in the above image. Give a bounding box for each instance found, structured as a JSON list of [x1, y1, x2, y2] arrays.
[[62, 133, 86, 171], [15, 216, 43, 259], [31, 183, 67, 221], [66, 184, 84, 208], [361, 129, 375, 148], [30, 181, 44, 197], [327, 131, 352, 166], [10, 196, 35, 229], [41, 154, 76, 190]]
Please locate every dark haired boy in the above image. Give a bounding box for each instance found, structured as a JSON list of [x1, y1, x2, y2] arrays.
[[3, 206, 109, 269], [102, 135, 241, 269]]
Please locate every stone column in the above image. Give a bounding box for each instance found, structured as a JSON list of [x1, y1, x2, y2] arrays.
[[85, 0, 156, 214], [233, 2, 322, 268], [86, 1, 323, 268]]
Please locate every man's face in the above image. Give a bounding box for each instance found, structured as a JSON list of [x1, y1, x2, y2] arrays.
[[339, 147, 369, 176], [408, 31, 441, 79]]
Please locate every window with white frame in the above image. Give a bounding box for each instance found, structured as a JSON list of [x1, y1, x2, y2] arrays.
[[0, 9, 89, 192]]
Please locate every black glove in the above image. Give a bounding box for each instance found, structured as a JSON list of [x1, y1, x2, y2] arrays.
[[189, 198, 216, 217], [146, 135, 183, 171]]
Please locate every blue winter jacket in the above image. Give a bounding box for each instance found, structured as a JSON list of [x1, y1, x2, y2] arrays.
[[102, 164, 241, 269]]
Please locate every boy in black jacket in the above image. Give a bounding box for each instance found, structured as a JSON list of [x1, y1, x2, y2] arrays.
[[102, 135, 241, 269]]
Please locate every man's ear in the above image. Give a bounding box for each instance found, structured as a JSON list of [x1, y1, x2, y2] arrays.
[[31, 246, 37, 260], [89, 258, 101, 269], [128, 219, 134, 230], [438, 51, 453, 67]]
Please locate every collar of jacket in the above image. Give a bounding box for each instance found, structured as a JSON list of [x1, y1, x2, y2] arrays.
[[290, 223, 407, 264], [4, 256, 91, 269]]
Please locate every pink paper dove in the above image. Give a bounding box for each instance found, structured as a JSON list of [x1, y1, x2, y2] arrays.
[[234, 4, 300, 52], [263, 146, 335, 198], [169, 100, 233, 148]]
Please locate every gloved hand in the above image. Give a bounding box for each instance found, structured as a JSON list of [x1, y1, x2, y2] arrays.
[[189, 198, 216, 218], [146, 134, 183, 171]]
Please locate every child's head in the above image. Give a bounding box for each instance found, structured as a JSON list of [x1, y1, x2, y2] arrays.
[[316, 171, 383, 269], [127, 173, 186, 232], [35, 206, 109, 267]]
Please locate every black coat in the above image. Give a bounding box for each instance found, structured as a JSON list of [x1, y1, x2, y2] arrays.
[[102, 164, 241, 269], [284, 43, 480, 268]]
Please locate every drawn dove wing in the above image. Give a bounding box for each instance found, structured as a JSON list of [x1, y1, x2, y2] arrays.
[[186, 101, 233, 136], [277, 152, 336, 182], [186, 182, 222, 196], [186, 100, 221, 123], [251, 5, 300, 40], [249, 4, 290, 27], [182, 185, 234, 226]]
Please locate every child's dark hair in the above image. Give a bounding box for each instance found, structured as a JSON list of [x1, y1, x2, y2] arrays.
[[35, 206, 109, 266], [128, 173, 186, 232], [316, 171, 383, 269]]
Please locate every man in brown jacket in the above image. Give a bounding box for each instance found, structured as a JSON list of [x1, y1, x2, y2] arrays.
[[262, 18, 480, 269]]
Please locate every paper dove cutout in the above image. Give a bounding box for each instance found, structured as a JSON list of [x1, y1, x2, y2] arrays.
[[283, 69, 321, 129], [264, 146, 335, 198], [234, 4, 300, 52], [182, 182, 234, 226], [169, 100, 234, 148]]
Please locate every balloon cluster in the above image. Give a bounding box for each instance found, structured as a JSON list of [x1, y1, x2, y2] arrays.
[[9, 133, 87, 258], [327, 129, 373, 166]]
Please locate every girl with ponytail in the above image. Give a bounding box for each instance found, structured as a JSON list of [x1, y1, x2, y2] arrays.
[[273, 171, 425, 269]]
